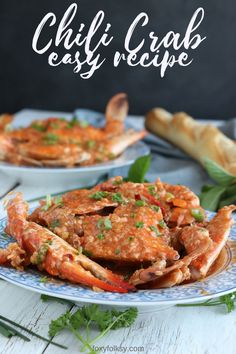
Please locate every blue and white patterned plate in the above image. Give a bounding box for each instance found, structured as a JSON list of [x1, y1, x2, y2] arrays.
[[0, 212, 236, 307]]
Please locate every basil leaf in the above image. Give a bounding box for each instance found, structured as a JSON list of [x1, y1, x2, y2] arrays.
[[128, 155, 151, 183], [224, 184, 236, 197], [219, 194, 236, 208], [200, 185, 226, 211], [203, 158, 236, 186]]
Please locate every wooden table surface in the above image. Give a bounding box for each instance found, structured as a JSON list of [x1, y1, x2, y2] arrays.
[[0, 111, 235, 354]]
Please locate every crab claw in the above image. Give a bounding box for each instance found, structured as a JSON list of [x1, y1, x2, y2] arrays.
[[189, 205, 236, 280], [130, 225, 212, 286], [105, 93, 129, 135], [4, 193, 134, 293]]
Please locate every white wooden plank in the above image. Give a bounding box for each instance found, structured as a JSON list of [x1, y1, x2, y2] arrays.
[[0, 282, 71, 354]]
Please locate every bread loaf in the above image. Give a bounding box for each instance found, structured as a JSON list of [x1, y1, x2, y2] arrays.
[[145, 108, 236, 175]]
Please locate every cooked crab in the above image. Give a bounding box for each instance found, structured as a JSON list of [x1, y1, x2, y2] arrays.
[[0, 93, 146, 167], [1, 179, 235, 292]]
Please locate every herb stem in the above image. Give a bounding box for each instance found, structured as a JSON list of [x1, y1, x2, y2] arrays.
[[0, 315, 67, 349], [87, 311, 127, 348], [0, 320, 30, 341], [69, 325, 96, 354]]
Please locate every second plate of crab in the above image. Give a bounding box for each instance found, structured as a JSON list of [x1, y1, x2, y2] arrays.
[[0, 177, 236, 306], [0, 93, 149, 186]]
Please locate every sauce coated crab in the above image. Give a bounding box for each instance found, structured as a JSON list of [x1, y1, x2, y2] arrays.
[[0, 178, 235, 292]]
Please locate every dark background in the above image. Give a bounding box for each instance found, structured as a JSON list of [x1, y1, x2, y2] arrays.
[[0, 0, 235, 118]]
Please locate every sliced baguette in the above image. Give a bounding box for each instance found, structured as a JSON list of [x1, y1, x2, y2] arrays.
[[145, 108, 236, 175]]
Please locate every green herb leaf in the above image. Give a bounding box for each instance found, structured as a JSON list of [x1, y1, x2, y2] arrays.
[[79, 120, 89, 128], [89, 191, 109, 200], [110, 308, 138, 329], [203, 158, 236, 186], [219, 194, 236, 208], [148, 185, 156, 195], [97, 233, 104, 240], [31, 123, 46, 132], [49, 311, 71, 337], [50, 219, 60, 229], [128, 155, 151, 183], [149, 225, 161, 236], [190, 208, 205, 222], [176, 291, 236, 313], [200, 186, 226, 211], [43, 133, 59, 145], [67, 116, 78, 128], [158, 220, 166, 228], [42, 194, 52, 211], [47, 304, 138, 353], [87, 140, 96, 149], [104, 218, 112, 230], [112, 193, 124, 203], [135, 200, 145, 207], [54, 195, 63, 206], [135, 221, 144, 228]]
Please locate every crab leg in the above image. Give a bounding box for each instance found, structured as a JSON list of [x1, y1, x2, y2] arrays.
[[143, 265, 191, 289], [104, 130, 147, 157], [130, 226, 212, 286], [4, 193, 134, 293], [189, 205, 236, 280], [0, 114, 13, 132], [0, 243, 26, 270]]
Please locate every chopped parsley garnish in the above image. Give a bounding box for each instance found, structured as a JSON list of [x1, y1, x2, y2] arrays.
[[87, 140, 96, 149], [166, 192, 174, 201], [115, 249, 121, 255], [130, 213, 136, 218], [82, 249, 93, 257], [135, 221, 144, 228], [35, 240, 52, 265], [67, 116, 78, 128], [190, 208, 204, 222], [112, 193, 123, 203], [50, 122, 60, 129], [50, 219, 60, 229], [152, 206, 160, 212], [89, 191, 109, 200], [42, 194, 52, 211], [40, 276, 48, 283], [104, 218, 112, 230], [128, 236, 134, 242], [97, 218, 104, 228], [159, 220, 166, 228], [135, 200, 145, 207], [77, 247, 83, 255], [43, 133, 59, 145], [31, 123, 46, 132], [149, 225, 161, 236], [97, 219, 103, 228], [54, 195, 63, 207], [79, 120, 89, 128], [97, 233, 105, 240], [148, 185, 156, 195]]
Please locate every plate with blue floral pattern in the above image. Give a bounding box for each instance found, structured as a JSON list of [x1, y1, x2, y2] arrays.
[[0, 212, 236, 307]]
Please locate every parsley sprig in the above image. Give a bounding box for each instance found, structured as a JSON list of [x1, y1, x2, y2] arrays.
[[48, 303, 137, 354], [177, 292, 236, 313]]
